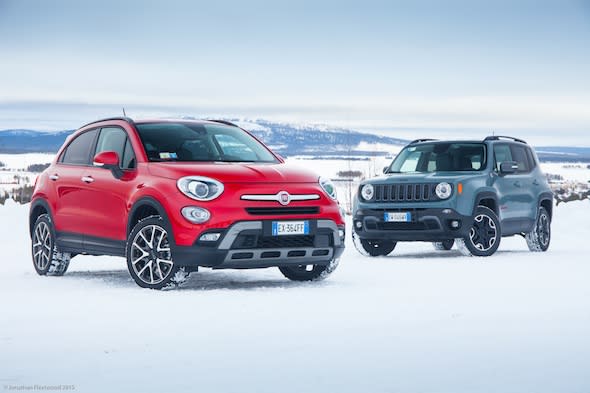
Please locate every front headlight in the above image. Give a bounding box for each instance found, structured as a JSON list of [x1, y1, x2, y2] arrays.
[[435, 182, 452, 199], [360, 184, 374, 201], [177, 176, 224, 201], [319, 176, 337, 200]]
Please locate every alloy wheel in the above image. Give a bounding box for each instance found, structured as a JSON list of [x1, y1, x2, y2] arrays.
[[130, 225, 174, 285], [469, 213, 498, 252], [32, 221, 52, 271]]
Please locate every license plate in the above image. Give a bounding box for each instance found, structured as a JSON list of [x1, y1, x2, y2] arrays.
[[384, 212, 411, 222], [272, 221, 309, 236]]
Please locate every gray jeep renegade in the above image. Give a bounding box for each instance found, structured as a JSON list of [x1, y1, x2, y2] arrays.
[[353, 136, 553, 257]]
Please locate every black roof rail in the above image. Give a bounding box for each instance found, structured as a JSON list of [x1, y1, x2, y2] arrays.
[[409, 138, 437, 144], [78, 117, 135, 130], [484, 135, 527, 144], [208, 119, 239, 127]]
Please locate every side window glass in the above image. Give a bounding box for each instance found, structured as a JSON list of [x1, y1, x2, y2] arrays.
[[61, 129, 98, 165], [493, 144, 512, 171], [525, 147, 537, 170], [95, 127, 135, 169], [510, 145, 530, 173]]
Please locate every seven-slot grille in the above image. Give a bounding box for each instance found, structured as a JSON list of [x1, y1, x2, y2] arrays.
[[373, 183, 437, 202]]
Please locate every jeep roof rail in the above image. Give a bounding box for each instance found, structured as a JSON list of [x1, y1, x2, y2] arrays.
[[78, 117, 135, 130], [208, 119, 239, 127], [409, 138, 437, 144], [484, 135, 527, 144]]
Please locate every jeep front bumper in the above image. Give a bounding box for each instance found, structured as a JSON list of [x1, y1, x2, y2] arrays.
[[353, 207, 472, 241]]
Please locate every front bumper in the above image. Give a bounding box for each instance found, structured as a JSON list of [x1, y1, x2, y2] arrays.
[[353, 207, 471, 241], [173, 219, 345, 269]]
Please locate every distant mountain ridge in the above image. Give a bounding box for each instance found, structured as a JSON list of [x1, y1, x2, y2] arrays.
[[0, 119, 407, 157], [0, 119, 588, 162]]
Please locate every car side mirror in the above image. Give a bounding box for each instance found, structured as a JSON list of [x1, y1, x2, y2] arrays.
[[383, 166, 389, 174], [93, 151, 123, 179], [499, 161, 518, 175]]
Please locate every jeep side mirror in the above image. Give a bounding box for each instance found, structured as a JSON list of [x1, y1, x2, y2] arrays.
[[383, 166, 389, 174], [499, 161, 518, 175], [93, 151, 123, 179]]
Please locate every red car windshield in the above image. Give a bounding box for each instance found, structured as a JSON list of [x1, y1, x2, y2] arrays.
[[135, 122, 279, 163]]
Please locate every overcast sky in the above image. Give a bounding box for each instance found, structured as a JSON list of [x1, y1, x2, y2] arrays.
[[0, 0, 589, 145]]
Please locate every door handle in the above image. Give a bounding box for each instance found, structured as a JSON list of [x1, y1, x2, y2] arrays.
[[49, 174, 59, 181], [513, 181, 521, 188], [81, 176, 94, 184]]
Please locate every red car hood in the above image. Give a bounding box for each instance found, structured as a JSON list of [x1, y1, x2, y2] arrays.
[[148, 162, 320, 183]]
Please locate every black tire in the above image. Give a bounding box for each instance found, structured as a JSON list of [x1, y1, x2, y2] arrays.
[[457, 206, 501, 257], [126, 215, 188, 289], [525, 206, 551, 252], [31, 214, 71, 276], [433, 239, 455, 251], [352, 231, 396, 257], [278, 258, 339, 282]]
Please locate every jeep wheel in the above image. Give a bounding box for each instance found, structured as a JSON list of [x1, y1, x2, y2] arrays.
[[352, 232, 396, 257], [433, 239, 454, 251], [279, 258, 339, 281], [456, 206, 501, 257], [525, 206, 551, 252], [127, 216, 188, 289], [31, 214, 71, 276]]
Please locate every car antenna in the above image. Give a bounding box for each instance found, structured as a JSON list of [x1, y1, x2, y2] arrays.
[[122, 107, 127, 116]]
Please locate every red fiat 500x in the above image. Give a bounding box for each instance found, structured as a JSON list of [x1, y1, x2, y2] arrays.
[[29, 118, 345, 289]]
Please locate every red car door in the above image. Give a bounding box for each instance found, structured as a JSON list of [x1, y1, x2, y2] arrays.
[[78, 127, 138, 244], [51, 129, 99, 239]]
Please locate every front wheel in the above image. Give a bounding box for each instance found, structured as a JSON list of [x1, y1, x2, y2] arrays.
[[525, 206, 551, 252], [279, 258, 339, 282], [456, 206, 501, 257], [126, 216, 188, 289], [352, 232, 396, 257]]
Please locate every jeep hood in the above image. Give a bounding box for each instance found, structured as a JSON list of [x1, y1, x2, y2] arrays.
[[147, 162, 319, 183], [368, 172, 482, 184]]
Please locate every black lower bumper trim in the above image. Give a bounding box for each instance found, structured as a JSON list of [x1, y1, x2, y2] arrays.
[[354, 208, 471, 241]]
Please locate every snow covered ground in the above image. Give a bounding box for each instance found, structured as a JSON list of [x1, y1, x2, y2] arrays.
[[1, 199, 589, 393]]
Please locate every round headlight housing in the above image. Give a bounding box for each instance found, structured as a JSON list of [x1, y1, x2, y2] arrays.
[[181, 206, 211, 224], [360, 184, 374, 201], [319, 177, 337, 200], [177, 176, 224, 201], [435, 182, 452, 199]]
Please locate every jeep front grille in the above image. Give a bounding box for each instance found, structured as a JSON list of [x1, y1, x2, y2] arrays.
[[373, 183, 437, 202]]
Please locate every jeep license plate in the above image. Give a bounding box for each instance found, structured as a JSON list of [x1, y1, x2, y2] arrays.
[[272, 221, 309, 236], [384, 212, 411, 222]]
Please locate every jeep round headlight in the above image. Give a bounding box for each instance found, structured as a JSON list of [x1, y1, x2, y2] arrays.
[[435, 182, 452, 199], [177, 176, 224, 201], [360, 184, 374, 201], [319, 176, 337, 200]]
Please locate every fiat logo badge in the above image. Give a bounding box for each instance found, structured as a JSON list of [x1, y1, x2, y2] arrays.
[[278, 191, 291, 206]]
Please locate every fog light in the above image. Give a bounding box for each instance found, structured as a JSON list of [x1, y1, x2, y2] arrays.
[[199, 233, 221, 242], [338, 229, 345, 239], [355, 221, 362, 229], [181, 206, 210, 223], [451, 220, 460, 228], [442, 209, 452, 214]]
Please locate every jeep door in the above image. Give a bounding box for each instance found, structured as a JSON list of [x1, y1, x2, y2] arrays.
[[492, 143, 533, 234]]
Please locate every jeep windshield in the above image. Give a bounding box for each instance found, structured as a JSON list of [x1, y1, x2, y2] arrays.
[[136, 122, 279, 163], [387, 142, 487, 173]]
